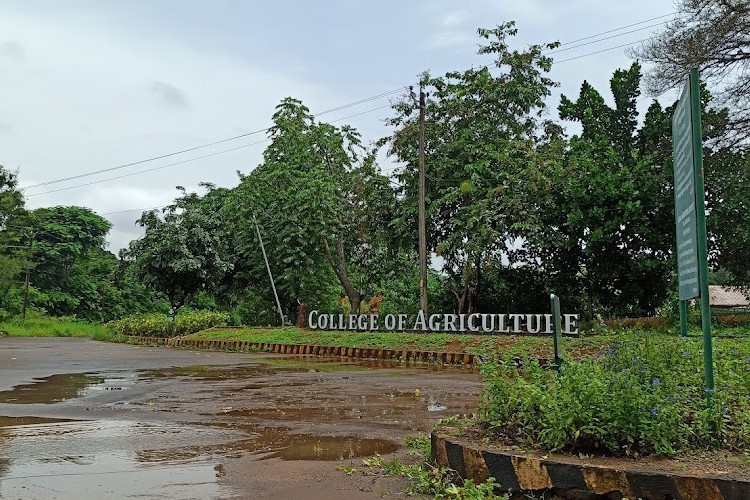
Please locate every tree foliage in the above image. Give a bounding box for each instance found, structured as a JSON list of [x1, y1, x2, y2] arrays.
[[633, 0, 750, 142], [388, 23, 559, 313]]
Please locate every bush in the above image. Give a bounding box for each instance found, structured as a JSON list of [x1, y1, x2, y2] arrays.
[[106, 310, 229, 337], [713, 313, 750, 328], [480, 334, 750, 457], [600, 317, 670, 330]]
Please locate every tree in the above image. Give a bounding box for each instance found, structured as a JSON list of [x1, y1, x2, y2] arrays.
[[387, 23, 559, 313], [126, 185, 233, 311], [228, 98, 398, 316], [632, 0, 750, 143], [0, 165, 27, 313], [27, 206, 113, 318], [527, 64, 677, 317]]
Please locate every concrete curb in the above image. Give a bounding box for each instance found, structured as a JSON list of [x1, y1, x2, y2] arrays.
[[432, 433, 750, 500], [125, 336, 480, 366]]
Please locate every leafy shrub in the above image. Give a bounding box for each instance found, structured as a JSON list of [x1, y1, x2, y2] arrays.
[[713, 313, 750, 328], [106, 310, 229, 337], [480, 334, 750, 457], [600, 317, 670, 330]]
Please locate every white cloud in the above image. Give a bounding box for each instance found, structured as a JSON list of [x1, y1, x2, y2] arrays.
[[0, 7, 332, 251], [441, 10, 471, 27], [429, 30, 475, 50]]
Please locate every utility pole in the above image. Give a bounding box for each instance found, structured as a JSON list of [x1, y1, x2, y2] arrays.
[[21, 232, 34, 321], [417, 82, 429, 313], [253, 214, 285, 326]]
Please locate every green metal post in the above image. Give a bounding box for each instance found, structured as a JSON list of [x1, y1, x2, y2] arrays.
[[689, 68, 714, 403], [550, 294, 562, 370], [679, 300, 688, 337]]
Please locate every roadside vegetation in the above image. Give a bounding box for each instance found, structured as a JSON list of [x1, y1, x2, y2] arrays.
[[342, 436, 502, 499], [479, 333, 750, 458]]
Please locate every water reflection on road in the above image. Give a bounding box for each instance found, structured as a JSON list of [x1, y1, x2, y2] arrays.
[[0, 344, 480, 499]]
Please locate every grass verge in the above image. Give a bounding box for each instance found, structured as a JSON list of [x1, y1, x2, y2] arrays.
[[0, 316, 122, 342], [340, 435, 504, 499]]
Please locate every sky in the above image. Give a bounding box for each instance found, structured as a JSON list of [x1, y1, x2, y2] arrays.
[[0, 0, 677, 251]]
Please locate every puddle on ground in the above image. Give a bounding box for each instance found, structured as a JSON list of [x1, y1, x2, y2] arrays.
[[244, 428, 400, 461], [0, 452, 223, 499], [138, 360, 373, 382], [0, 373, 104, 404], [0, 416, 76, 427], [138, 363, 278, 380], [0, 420, 242, 499], [133, 424, 401, 462]]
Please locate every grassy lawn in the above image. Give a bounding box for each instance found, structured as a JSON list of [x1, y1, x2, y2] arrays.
[[0, 316, 119, 342], [178, 326, 661, 357]]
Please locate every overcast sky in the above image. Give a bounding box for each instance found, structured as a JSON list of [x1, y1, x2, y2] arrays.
[[0, 0, 676, 251]]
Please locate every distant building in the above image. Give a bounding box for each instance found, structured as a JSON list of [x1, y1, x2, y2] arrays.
[[709, 286, 749, 310]]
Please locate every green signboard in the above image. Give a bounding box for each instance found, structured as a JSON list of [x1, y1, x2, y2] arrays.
[[672, 69, 714, 412], [672, 78, 700, 300]]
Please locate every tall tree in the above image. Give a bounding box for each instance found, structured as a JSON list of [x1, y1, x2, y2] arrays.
[[27, 206, 113, 318], [0, 165, 28, 311], [126, 185, 233, 311], [532, 64, 677, 317], [229, 98, 397, 316], [387, 23, 559, 313], [632, 0, 750, 143]]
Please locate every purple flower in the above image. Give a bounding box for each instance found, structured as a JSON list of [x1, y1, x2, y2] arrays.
[[650, 408, 658, 417], [652, 378, 661, 387]]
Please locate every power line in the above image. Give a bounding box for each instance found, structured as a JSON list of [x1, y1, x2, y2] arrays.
[[26, 139, 269, 198], [557, 12, 674, 46], [27, 102, 398, 198], [555, 36, 655, 64], [23, 86, 409, 191], [546, 20, 671, 55]]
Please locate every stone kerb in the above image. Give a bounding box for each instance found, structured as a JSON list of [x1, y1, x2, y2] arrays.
[[432, 433, 750, 500]]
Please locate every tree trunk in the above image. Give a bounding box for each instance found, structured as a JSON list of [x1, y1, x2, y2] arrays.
[[323, 236, 361, 315]]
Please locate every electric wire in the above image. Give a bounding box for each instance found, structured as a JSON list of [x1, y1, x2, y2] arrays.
[[556, 12, 674, 46], [23, 87, 408, 191], [27, 103, 398, 198]]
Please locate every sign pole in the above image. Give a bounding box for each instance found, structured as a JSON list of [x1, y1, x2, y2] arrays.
[[550, 294, 562, 370], [678, 300, 688, 338], [689, 68, 714, 401]]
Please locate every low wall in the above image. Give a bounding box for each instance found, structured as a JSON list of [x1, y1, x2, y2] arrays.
[[432, 433, 750, 500], [125, 336, 480, 366]]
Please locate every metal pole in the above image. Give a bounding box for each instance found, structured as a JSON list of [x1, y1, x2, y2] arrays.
[[550, 294, 562, 370], [679, 300, 688, 337], [418, 82, 429, 314], [253, 214, 285, 326], [21, 234, 33, 321], [689, 68, 714, 404]]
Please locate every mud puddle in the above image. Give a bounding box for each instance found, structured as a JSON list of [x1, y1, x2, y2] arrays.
[[240, 427, 400, 461], [0, 373, 134, 405], [0, 373, 104, 404], [0, 420, 244, 499], [0, 416, 76, 427]]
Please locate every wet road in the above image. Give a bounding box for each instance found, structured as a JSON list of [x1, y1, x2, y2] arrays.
[[0, 337, 481, 499]]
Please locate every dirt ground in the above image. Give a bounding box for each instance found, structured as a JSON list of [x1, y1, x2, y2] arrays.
[[0, 337, 481, 499]]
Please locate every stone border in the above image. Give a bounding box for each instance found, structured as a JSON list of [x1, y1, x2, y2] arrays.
[[125, 336, 480, 366], [432, 433, 750, 500]]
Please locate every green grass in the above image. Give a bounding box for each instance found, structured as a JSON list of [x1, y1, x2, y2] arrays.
[[183, 327, 501, 353], [0, 316, 122, 342]]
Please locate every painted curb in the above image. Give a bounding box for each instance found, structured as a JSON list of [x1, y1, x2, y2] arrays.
[[124, 336, 480, 366], [431, 433, 750, 500]]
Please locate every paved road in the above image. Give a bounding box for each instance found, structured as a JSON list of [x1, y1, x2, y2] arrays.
[[0, 337, 481, 499]]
